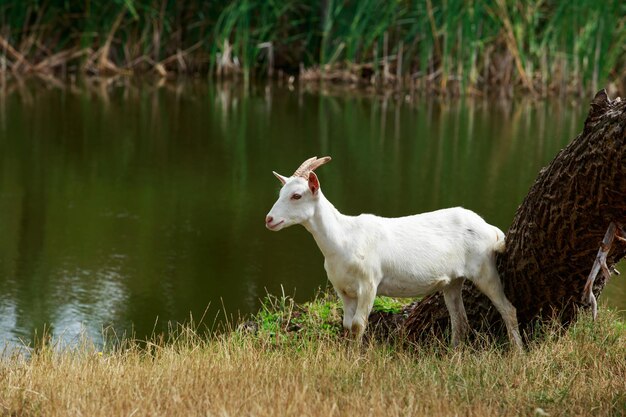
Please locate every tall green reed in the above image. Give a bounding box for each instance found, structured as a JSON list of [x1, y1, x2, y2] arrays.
[[0, 0, 623, 95]]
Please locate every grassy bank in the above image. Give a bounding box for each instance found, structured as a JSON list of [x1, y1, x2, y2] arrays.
[[1, 293, 624, 416], [0, 1, 625, 96]]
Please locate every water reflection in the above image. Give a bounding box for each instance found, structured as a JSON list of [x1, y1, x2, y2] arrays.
[[0, 79, 622, 349]]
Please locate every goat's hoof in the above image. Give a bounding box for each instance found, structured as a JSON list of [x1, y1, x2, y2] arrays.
[[350, 322, 366, 340]]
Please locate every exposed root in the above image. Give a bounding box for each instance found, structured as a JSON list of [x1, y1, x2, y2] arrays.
[[582, 222, 620, 320]]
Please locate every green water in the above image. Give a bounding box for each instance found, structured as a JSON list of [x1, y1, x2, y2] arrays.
[[0, 80, 623, 347]]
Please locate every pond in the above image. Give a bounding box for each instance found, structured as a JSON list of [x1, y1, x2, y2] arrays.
[[0, 80, 623, 348]]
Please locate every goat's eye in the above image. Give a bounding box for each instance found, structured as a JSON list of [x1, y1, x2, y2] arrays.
[[291, 193, 301, 200]]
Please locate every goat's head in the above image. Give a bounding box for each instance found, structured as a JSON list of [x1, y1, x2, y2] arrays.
[[265, 156, 331, 231]]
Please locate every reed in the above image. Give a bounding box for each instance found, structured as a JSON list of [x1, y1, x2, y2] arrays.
[[0, 0, 624, 96]]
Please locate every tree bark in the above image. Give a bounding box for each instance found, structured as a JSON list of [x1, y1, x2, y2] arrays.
[[402, 90, 626, 342]]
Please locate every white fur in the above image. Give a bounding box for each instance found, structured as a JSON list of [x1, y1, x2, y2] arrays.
[[266, 173, 522, 348]]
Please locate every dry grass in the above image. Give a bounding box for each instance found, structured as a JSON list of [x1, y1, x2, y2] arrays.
[[0, 295, 624, 417]]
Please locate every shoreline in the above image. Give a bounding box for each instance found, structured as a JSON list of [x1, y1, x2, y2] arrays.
[[0, 72, 618, 103]]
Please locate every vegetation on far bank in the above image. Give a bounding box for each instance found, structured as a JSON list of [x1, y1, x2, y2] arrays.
[[1, 1, 625, 96], [1, 292, 624, 416]]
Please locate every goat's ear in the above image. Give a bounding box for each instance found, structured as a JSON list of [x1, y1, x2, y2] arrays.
[[273, 171, 288, 185], [308, 172, 320, 195]]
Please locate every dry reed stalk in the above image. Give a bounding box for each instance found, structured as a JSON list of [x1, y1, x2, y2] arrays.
[[0, 36, 32, 72], [32, 49, 87, 73], [97, 8, 127, 75], [426, 0, 441, 61], [490, 0, 536, 94]]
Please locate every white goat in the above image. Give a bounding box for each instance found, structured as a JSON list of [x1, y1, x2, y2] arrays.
[[266, 156, 523, 348]]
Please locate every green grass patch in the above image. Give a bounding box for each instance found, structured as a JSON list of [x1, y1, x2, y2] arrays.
[[373, 296, 411, 314], [248, 290, 411, 341]]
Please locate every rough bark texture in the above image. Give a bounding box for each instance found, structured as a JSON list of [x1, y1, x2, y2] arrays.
[[402, 90, 626, 342]]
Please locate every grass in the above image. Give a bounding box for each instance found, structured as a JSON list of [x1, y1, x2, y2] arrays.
[[1, 292, 624, 416], [0, 1, 625, 96], [373, 295, 410, 314]]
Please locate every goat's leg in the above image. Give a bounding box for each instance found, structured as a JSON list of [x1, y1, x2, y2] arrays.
[[473, 263, 524, 350], [336, 290, 357, 331], [350, 280, 376, 339], [442, 278, 469, 347]]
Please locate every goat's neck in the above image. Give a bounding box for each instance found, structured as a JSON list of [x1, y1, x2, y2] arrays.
[[302, 191, 348, 258]]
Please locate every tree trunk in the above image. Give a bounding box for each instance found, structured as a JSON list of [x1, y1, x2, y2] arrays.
[[402, 90, 626, 342]]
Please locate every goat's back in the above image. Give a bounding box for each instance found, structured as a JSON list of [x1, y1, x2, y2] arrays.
[[361, 207, 503, 283]]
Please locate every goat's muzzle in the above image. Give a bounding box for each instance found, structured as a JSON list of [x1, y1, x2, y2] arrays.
[[265, 216, 284, 231]]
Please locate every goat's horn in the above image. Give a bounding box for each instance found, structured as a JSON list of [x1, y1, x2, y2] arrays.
[[293, 157, 318, 177], [308, 156, 332, 172], [292, 156, 331, 178]]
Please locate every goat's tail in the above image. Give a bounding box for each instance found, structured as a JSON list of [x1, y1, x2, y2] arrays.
[[493, 227, 506, 253]]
